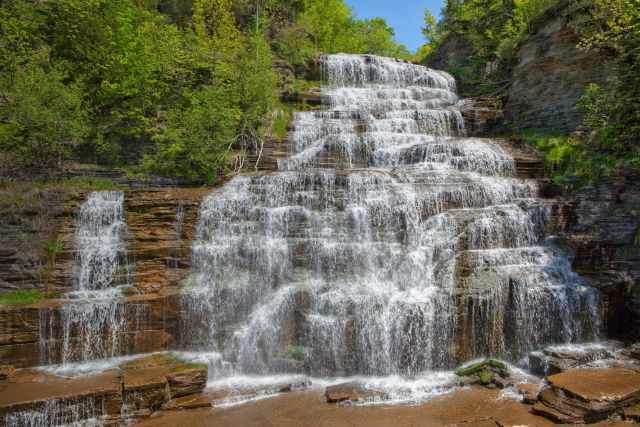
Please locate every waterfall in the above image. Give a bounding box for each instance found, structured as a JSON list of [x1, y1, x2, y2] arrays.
[[181, 54, 600, 380], [40, 191, 143, 365], [75, 191, 128, 291]]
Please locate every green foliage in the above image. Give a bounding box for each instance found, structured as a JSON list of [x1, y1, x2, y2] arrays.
[[518, 131, 590, 183], [0, 289, 43, 306], [575, 0, 640, 174], [454, 358, 506, 376], [0, 0, 410, 181], [420, 0, 558, 95], [0, 59, 89, 172]]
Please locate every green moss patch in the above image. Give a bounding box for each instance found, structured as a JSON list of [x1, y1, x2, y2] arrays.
[[0, 289, 43, 306], [455, 359, 507, 377]]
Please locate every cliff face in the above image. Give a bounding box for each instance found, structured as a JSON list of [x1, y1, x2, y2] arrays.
[[503, 1, 610, 131], [556, 175, 640, 340]]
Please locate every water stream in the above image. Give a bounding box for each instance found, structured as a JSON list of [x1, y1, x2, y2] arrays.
[[179, 54, 600, 387]]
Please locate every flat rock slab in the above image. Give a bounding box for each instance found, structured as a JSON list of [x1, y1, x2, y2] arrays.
[[0, 369, 123, 419], [547, 367, 640, 402], [0, 370, 121, 409], [325, 382, 388, 404], [533, 367, 640, 423]]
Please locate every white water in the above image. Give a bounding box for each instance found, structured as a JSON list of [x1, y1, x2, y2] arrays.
[[180, 52, 600, 397], [39, 191, 142, 365]]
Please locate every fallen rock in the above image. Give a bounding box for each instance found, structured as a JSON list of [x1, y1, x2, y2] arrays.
[[528, 342, 619, 376], [516, 383, 540, 404], [532, 367, 640, 423], [454, 359, 512, 389], [325, 382, 388, 404]]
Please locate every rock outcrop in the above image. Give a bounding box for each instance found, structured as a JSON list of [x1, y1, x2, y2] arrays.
[[0, 353, 208, 424], [532, 368, 640, 423], [454, 359, 512, 389], [555, 173, 640, 341], [504, 0, 610, 131], [528, 342, 621, 376], [0, 185, 210, 368]]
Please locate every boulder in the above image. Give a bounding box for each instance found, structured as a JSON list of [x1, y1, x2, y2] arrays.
[[532, 368, 640, 423], [516, 383, 540, 404], [325, 382, 388, 404], [454, 359, 512, 389]]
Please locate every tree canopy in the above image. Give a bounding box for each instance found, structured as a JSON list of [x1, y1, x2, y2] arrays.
[[0, 0, 408, 182]]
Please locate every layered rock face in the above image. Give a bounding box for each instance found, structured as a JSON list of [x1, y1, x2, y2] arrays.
[[0, 354, 208, 424], [504, 0, 610, 131], [555, 174, 640, 340], [0, 187, 208, 368]]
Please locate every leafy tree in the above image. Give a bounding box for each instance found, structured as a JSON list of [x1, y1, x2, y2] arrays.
[[576, 0, 640, 174], [0, 60, 89, 172]]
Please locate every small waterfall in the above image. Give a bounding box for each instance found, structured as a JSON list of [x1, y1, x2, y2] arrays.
[[75, 191, 128, 291], [181, 54, 600, 383], [4, 397, 104, 427], [40, 191, 144, 365]]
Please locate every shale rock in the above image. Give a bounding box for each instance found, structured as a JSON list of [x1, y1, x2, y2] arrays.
[[325, 382, 388, 404], [532, 368, 640, 423], [122, 366, 172, 416], [528, 342, 619, 376], [166, 366, 207, 398], [454, 359, 512, 389]]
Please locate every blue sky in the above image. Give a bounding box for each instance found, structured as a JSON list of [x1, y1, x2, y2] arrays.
[[345, 0, 444, 52]]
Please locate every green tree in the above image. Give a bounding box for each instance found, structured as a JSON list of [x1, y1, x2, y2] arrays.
[[0, 60, 89, 172]]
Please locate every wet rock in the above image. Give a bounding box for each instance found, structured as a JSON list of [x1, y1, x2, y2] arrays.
[[454, 359, 511, 389], [528, 342, 619, 376], [325, 382, 388, 404], [0, 370, 123, 423], [209, 379, 312, 406], [0, 365, 15, 381], [122, 366, 172, 416], [532, 367, 640, 423], [624, 403, 640, 422], [516, 383, 540, 404], [162, 394, 212, 411], [166, 367, 207, 398], [623, 344, 640, 361]]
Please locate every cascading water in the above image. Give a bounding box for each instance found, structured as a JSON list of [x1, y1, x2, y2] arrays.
[[181, 55, 600, 388], [40, 191, 144, 365]]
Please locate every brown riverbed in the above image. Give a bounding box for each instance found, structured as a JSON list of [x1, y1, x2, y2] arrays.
[[134, 387, 634, 427]]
